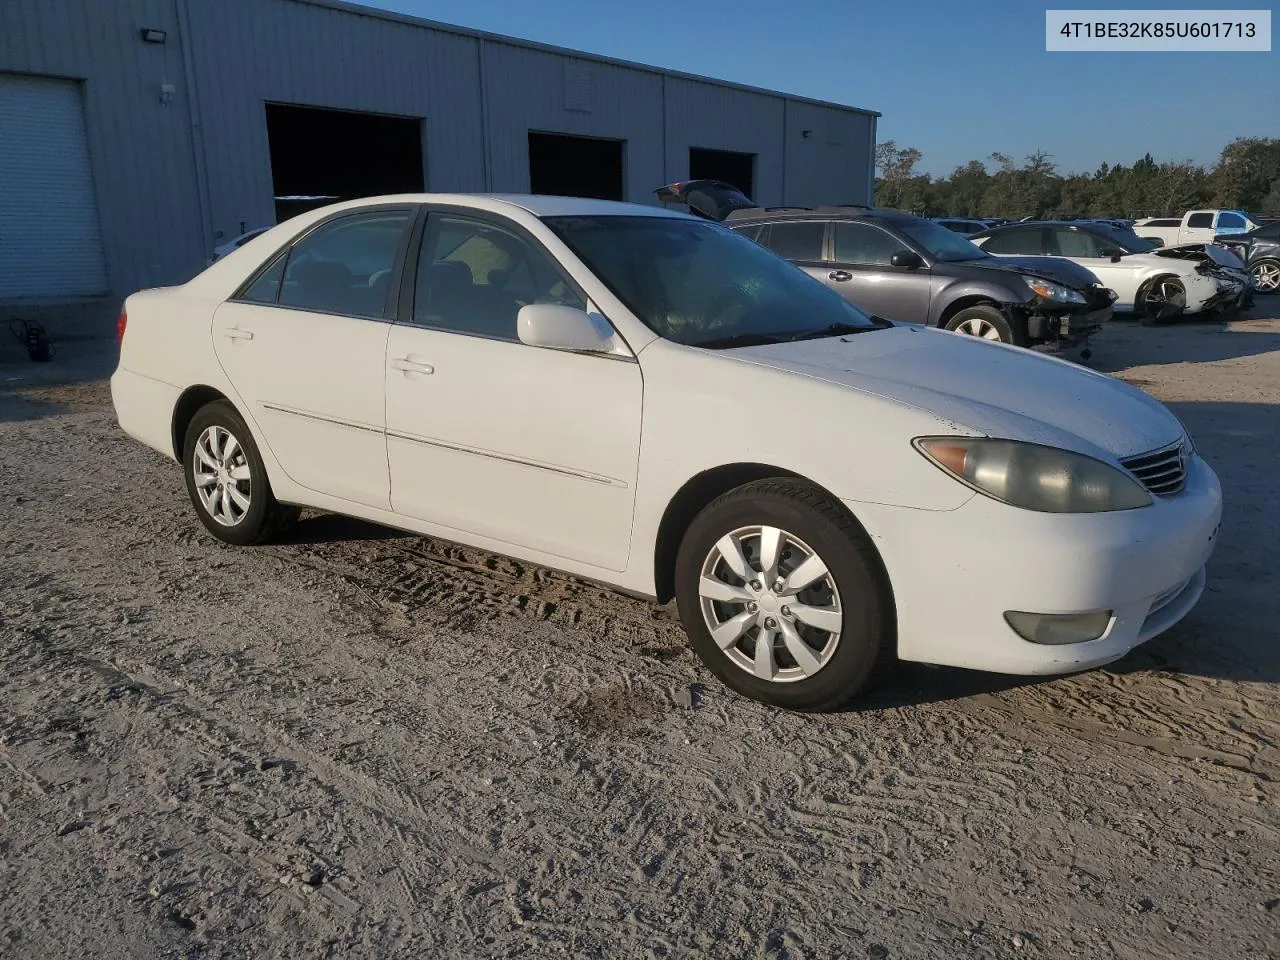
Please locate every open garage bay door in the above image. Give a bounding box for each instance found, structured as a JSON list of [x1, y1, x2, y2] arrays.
[[265, 103, 425, 223], [689, 147, 756, 201], [0, 74, 108, 298], [528, 132, 624, 200]]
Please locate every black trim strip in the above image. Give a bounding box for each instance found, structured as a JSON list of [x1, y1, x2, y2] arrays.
[[385, 429, 627, 487]]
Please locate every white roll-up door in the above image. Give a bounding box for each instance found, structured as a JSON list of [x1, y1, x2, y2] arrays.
[[0, 74, 109, 297]]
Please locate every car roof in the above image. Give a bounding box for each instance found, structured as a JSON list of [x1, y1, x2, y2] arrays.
[[277, 193, 697, 221], [726, 206, 914, 226]]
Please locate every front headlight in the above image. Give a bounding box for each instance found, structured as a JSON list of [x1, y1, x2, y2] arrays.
[[1026, 278, 1086, 304], [914, 437, 1153, 513]]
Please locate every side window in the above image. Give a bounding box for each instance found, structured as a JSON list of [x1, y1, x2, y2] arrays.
[[981, 228, 1044, 255], [1186, 212, 1213, 229], [414, 215, 584, 340], [239, 252, 286, 304], [1146, 218, 1179, 227], [279, 211, 411, 318], [760, 221, 825, 261], [1051, 228, 1105, 258], [833, 221, 905, 265], [1216, 212, 1245, 230]]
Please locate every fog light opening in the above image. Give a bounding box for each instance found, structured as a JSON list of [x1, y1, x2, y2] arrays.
[[1004, 610, 1113, 645]]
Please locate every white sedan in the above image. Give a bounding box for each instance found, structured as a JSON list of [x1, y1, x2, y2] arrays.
[[970, 220, 1252, 320], [111, 194, 1222, 711]]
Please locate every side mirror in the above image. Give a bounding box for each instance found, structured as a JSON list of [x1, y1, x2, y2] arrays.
[[517, 303, 616, 353], [890, 249, 924, 269], [1100, 247, 1125, 262]]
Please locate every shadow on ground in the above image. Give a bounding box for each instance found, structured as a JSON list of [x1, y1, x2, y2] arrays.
[[1093, 310, 1280, 371]]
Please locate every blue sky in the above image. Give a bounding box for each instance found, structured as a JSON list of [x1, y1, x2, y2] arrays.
[[372, 0, 1277, 177]]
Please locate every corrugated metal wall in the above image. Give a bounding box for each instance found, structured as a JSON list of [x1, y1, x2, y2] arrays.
[[0, 0, 876, 299], [0, 0, 206, 296]]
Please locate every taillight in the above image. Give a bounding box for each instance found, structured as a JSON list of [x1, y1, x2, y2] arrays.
[[117, 306, 127, 343]]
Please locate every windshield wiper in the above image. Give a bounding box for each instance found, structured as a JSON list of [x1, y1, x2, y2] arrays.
[[787, 321, 884, 342], [692, 332, 788, 349]]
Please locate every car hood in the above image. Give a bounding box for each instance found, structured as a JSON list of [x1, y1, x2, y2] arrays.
[[731, 326, 1184, 460], [962, 254, 1101, 289]]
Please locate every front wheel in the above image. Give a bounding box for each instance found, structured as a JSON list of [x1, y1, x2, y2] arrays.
[[944, 305, 1017, 344], [1138, 275, 1187, 323], [1251, 259, 1280, 294], [674, 479, 892, 711], [182, 401, 299, 546]]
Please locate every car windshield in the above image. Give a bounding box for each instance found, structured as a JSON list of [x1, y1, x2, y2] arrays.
[[892, 218, 987, 262], [544, 215, 881, 347]]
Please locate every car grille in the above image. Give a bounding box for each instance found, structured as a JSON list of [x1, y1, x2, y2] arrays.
[[1121, 441, 1187, 496]]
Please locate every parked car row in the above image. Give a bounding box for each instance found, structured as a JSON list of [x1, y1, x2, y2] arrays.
[[112, 189, 1223, 711]]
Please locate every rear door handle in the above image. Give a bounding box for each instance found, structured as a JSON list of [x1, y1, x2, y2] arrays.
[[223, 328, 254, 341], [829, 270, 853, 282], [391, 357, 434, 375]]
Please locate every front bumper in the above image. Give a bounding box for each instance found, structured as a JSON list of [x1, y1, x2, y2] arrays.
[[846, 453, 1222, 676]]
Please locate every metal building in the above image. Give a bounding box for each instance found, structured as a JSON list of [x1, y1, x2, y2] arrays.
[[0, 0, 878, 306]]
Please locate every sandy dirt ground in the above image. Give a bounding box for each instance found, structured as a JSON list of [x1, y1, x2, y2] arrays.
[[1, 314, 1278, 959]]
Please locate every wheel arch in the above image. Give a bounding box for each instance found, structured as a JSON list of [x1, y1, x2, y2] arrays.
[[651, 463, 891, 608], [171, 384, 234, 460], [937, 293, 1004, 328]]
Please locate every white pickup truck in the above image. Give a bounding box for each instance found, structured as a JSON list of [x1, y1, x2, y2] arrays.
[[1133, 209, 1261, 247]]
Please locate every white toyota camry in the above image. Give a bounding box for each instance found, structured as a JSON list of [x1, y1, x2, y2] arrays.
[[111, 194, 1222, 711]]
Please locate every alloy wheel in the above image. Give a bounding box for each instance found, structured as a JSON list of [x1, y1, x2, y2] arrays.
[[1143, 278, 1187, 319], [192, 424, 252, 526], [1252, 261, 1280, 292], [955, 317, 1004, 340], [697, 525, 842, 683]]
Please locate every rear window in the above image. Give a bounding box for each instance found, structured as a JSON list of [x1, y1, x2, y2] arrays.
[[1187, 213, 1213, 228], [759, 221, 825, 261]]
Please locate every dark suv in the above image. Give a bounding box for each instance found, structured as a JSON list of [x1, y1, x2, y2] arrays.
[[656, 181, 1116, 349], [1214, 220, 1280, 294]]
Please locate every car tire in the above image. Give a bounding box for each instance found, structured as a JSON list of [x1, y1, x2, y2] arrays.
[[944, 305, 1019, 345], [182, 400, 299, 546], [1137, 275, 1187, 324], [674, 478, 892, 712], [1251, 258, 1280, 294]]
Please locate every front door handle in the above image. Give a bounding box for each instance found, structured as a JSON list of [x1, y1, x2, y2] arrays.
[[223, 327, 254, 341], [829, 270, 853, 282], [390, 357, 434, 375]]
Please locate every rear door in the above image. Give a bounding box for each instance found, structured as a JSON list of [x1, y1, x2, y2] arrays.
[[826, 220, 930, 323], [1181, 211, 1215, 244], [212, 206, 415, 508]]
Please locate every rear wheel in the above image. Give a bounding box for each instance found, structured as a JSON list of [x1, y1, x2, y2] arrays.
[[944, 305, 1017, 345], [1251, 259, 1280, 294], [674, 479, 892, 711], [182, 401, 298, 545]]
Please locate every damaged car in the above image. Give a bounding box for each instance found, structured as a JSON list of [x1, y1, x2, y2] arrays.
[[656, 181, 1115, 351], [970, 220, 1253, 322], [1210, 219, 1280, 294]]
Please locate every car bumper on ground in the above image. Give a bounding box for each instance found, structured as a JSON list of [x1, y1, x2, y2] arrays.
[[846, 453, 1223, 676]]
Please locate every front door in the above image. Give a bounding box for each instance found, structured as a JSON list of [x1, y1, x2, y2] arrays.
[[211, 207, 414, 508], [384, 211, 643, 571], [826, 220, 932, 324]]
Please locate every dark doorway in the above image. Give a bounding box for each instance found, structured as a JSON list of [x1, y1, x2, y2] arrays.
[[528, 132, 624, 200], [265, 103, 425, 222], [689, 147, 756, 200]]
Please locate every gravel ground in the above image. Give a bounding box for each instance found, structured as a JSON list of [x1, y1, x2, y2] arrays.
[[1, 315, 1278, 959]]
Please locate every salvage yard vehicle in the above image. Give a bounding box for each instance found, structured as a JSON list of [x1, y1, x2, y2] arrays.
[[1133, 209, 1261, 247], [656, 181, 1116, 350], [112, 194, 1222, 711], [1212, 220, 1280, 293], [970, 220, 1254, 321]]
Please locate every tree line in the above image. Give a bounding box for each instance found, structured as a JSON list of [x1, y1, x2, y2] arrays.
[[874, 137, 1280, 220]]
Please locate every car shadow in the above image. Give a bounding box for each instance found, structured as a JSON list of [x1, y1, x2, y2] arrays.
[[273, 513, 410, 546], [0, 337, 119, 423]]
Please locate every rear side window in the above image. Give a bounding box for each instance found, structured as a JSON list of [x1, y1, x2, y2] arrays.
[[1145, 218, 1180, 227], [982, 228, 1045, 255], [833, 221, 903, 265], [279, 211, 412, 318], [759, 221, 825, 261], [1187, 212, 1213, 229], [1050, 228, 1107, 258], [239, 252, 286, 304], [1216, 212, 1245, 230]]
